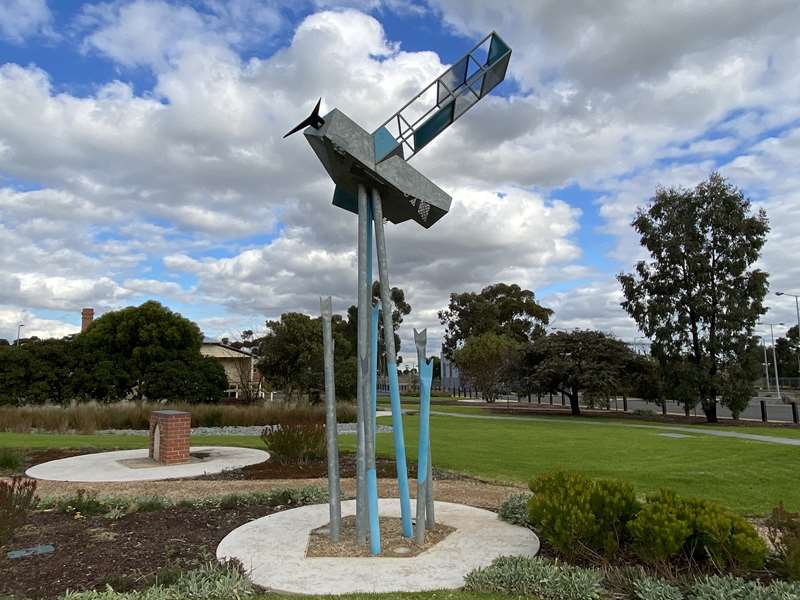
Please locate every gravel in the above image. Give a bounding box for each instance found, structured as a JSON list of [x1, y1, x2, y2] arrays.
[[94, 423, 393, 436]]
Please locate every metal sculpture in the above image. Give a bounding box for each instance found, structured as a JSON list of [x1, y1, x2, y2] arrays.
[[298, 31, 511, 555], [320, 297, 341, 542], [414, 328, 434, 544]]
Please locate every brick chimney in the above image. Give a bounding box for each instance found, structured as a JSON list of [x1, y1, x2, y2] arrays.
[[81, 308, 94, 333]]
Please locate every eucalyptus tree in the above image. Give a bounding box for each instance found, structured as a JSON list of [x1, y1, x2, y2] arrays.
[[618, 173, 769, 422], [439, 283, 552, 359]]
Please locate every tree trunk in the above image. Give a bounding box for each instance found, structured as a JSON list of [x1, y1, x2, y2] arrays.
[[568, 386, 581, 416], [702, 400, 718, 423]]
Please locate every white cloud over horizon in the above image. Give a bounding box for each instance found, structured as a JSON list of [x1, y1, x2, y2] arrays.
[[1, 0, 799, 353]]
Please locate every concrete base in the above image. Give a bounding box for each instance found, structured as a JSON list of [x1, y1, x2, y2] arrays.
[[216, 498, 539, 594], [25, 446, 269, 482]]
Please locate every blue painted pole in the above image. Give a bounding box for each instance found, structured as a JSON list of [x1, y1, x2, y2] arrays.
[[371, 188, 413, 538], [370, 302, 380, 443], [415, 329, 433, 544]]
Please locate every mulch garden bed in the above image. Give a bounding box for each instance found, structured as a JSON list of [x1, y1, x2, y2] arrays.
[[0, 504, 278, 600], [205, 454, 470, 482], [307, 515, 455, 558]]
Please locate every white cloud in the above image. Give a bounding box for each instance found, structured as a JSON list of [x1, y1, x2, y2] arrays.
[[0, 0, 53, 43], [0, 307, 77, 342], [1, 2, 799, 350]]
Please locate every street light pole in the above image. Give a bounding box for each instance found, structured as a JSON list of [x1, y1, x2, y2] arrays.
[[776, 291, 800, 378], [762, 337, 771, 391], [769, 323, 784, 401]]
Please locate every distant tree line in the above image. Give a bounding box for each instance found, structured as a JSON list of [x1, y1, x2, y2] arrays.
[[444, 174, 773, 423], [0, 301, 227, 405]]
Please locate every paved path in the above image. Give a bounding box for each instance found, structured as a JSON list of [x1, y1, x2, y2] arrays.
[[428, 410, 800, 447]]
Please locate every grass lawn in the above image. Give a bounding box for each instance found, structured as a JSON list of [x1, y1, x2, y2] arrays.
[[4, 409, 798, 515], [358, 413, 800, 515]]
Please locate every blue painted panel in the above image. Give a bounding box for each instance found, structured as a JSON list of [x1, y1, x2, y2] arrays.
[[373, 126, 401, 162], [413, 101, 454, 151]]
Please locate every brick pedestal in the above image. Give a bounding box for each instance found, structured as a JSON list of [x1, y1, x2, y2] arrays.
[[149, 410, 191, 464]]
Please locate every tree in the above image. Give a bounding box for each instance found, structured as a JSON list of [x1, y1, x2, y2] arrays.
[[141, 357, 228, 402], [257, 312, 356, 402], [454, 333, 521, 402], [345, 282, 412, 370], [772, 325, 799, 379], [528, 330, 638, 416], [77, 300, 225, 401], [439, 283, 552, 359], [618, 173, 769, 422]]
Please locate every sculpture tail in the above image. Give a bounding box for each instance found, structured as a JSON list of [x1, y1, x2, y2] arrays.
[[283, 98, 325, 138]]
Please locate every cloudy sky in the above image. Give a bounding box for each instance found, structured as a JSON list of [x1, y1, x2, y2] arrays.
[[1, 0, 799, 358]]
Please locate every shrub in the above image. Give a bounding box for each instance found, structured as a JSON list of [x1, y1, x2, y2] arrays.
[[463, 555, 604, 600], [0, 447, 22, 471], [632, 408, 657, 417], [628, 490, 767, 570], [633, 575, 684, 600], [498, 492, 532, 526], [48, 489, 112, 516], [61, 559, 253, 600], [0, 476, 39, 545], [261, 421, 326, 463], [528, 471, 639, 558], [689, 575, 800, 600], [767, 503, 800, 581], [628, 491, 692, 564]]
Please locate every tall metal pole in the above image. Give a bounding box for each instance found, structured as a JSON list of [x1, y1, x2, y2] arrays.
[[371, 187, 413, 538], [362, 193, 380, 555], [370, 302, 380, 444], [320, 297, 341, 542], [355, 184, 369, 545], [414, 328, 433, 544], [771, 324, 782, 400], [763, 338, 771, 391]]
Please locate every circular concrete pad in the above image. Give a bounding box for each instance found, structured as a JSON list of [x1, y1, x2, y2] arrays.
[[217, 498, 539, 594], [26, 446, 269, 482]]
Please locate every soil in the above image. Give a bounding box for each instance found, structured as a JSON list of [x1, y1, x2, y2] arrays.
[[306, 515, 455, 558], [208, 454, 467, 482], [0, 504, 279, 600]]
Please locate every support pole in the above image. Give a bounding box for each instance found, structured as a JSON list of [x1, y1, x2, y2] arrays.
[[415, 328, 433, 544], [371, 187, 413, 538], [320, 296, 341, 542], [362, 193, 380, 555], [370, 301, 380, 444], [355, 184, 369, 545]]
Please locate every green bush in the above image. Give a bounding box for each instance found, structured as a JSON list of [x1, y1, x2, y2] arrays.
[[498, 492, 531, 526], [628, 491, 692, 564], [261, 421, 326, 463], [627, 490, 767, 570], [61, 560, 253, 600], [0, 476, 39, 545], [767, 503, 800, 581], [49, 489, 112, 516], [633, 575, 684, 600], [0, 447, 22, 471], [528, 471, 639, 558], [689, 575, 800, 600], [463, 555, 604, 600]]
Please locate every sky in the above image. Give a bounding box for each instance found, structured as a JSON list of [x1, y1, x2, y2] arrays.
[[1, 0, 799, 360]]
